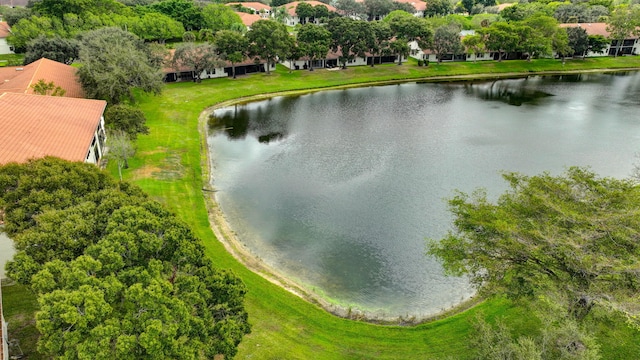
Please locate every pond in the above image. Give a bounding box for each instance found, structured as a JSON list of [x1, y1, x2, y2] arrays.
[[208, 72, 640, 319]]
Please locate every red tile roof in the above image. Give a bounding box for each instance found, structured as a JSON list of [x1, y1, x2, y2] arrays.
[[0, 58, 84, 98], [227, 2, 272, 11], [282, 1, 337, 16], [559, 23, 611, 37], [236, 11, 263, 27], [0, 92, 106, 165], [393, 0, 427, 11], [0, 22, 9, 38]]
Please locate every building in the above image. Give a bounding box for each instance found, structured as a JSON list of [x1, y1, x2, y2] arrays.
[[560, 23, 639, 57], [226, 2, 272, 18], [279, 1, 337, 26], [0, 93, 107, 165], [235, 11, 263, 29], [0, 22, 13, 55], [0, 57, 85, 97]]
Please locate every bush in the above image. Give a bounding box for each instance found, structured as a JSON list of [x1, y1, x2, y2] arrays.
[[417, 60, 424, 66]]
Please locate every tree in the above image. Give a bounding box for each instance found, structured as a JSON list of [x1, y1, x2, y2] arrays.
[[2, 6, 31, 27], [461, 0, 474, 15], [132, 12, 185, 43], [77, 27, 163, 104], [607, 5, 640, 57], [335, 0, 366, 19], [31, 79, 66, 96], [552, 27, 573, 62], [147, 0, 206, 31], [0, 158, 251, 359], [214, 30, 248, 79], [24, 35, 80, 65], [368, 21, 393, 66], [327, 18, 374, 68], [105, 130, 135, 181], [104, 104, 149, 139], [388, 15, 432, 50], [566, 26, 589, 58], [480, 21, 519, 61], [424, 0, 453, 17], [462, 34, 485, 62], [587, 34, 609, 56], [7, 16, 67, 53], [247, 20, 291, 75], [201, 4, 244, 32], [363, 0, 393, 21], [296, 2, 315, 24], [428, 167, 640, 327], [431, 23, 463, 63], [297, 23, 332, 71], [172, 43, 225, 83], [389, 39, 410, 65]]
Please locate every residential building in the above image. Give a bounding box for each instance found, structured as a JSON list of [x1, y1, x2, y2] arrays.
[[0, 22, 13, 55], [227, 2, 272, 18], [0, 57, 85, 97], [560, 23, 639, 57], [0, 93, 107, 165], [279, 1, 337, 26]]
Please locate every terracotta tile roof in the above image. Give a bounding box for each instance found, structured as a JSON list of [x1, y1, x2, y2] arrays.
[[0, 92, 106, 165], [560, 23, 611, 37], [0, 22, 9, 38], [227, 2, 272, 11], [0, 58, 84, 98], [236, 11, 263, 27], [282, 1, 337, 16], [393, 0, 427, 11]]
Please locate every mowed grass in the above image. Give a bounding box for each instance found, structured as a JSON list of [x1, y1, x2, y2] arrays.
[[20, 57, 621, 358]]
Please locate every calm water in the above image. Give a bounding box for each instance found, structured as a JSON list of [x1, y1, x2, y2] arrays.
[[208, 72, 640, 318]]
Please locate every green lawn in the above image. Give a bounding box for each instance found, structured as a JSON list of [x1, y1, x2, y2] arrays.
[[3, 58, 639, 359], [118, 57, 640, 359]]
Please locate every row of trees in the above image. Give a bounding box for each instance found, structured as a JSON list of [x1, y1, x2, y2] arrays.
[[3, 0, 245, 51], [0, 157, 251, 359]]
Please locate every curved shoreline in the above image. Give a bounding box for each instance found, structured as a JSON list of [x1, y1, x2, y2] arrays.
[[197, 67, 639, 325]]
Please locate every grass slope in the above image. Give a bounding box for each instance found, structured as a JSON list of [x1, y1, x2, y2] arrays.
[[98, 57, 640, 358]]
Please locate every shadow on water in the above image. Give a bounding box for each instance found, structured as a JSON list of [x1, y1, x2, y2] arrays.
[[463, 79, 554, 106], [209, 98, 297, 143]]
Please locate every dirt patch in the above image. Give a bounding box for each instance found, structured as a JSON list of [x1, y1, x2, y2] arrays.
[[131, 150, 186, 181]]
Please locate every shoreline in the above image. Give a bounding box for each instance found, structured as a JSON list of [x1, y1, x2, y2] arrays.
[[197, 67, 639, 325]]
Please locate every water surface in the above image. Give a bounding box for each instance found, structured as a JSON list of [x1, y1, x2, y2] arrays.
[[208, 72, 640, 318]]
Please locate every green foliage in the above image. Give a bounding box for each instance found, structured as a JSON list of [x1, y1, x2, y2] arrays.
[[0, 158, 251, 359], [145, 0, 206, 31], [567, 26, 589, 57], [247, 20, 291, 74], [428, 167, 640, 328], [77, 27, 163, 104], [297, 23, 332, 70], [104, 104, 149, 139], [30, 79, 67, 96], [201, 4, 243, 33], [24, 35, 80, 65], [432, 23, 464, 62], [214, 30, 249, 78], [131, 11, 185, 43]]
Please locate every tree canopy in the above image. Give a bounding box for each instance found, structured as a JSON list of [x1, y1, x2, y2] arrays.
[[428, 167, 640, 328], [76, 27, 163, 104], [0, 158, 251, 359]]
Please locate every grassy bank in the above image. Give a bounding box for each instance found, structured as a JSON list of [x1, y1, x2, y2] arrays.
[[118, 57, 640, 358]]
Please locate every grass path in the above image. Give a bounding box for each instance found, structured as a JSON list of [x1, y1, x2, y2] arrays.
[[119, 58, 640, 359]]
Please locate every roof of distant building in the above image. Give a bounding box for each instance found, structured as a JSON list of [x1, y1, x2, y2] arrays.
[[282, 1, 337, 17], [227, 2, 272, 11], [0, 58, 84, 98], [0, 21, 10, 38], [559, 23, 611, 37], [236, 11, 263, 27], [0, 92, 106, 165]]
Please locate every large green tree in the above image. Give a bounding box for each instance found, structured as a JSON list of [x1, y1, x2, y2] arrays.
[[104, 104, 149, 139], [431, 23, 463, 63], [77, 27, 163, 104], [201, 4, 243, 33], [428, 167, 640, 327], [326, 18, 374, 68], [297, 23, 332, 71], [247, 19, 291, 75], [24, 35, 80, 65], [0, 158, 251, 359], [214, 30, 248, 79]]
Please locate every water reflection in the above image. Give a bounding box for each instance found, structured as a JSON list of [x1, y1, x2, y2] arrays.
[[208, 72, 640, 318]]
